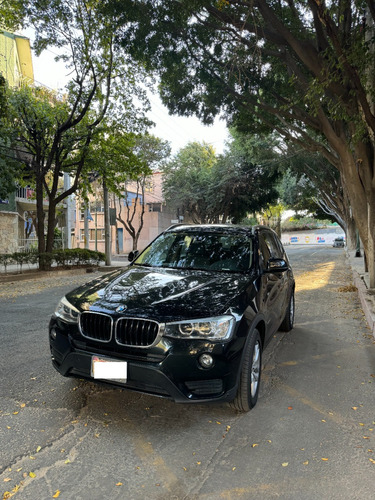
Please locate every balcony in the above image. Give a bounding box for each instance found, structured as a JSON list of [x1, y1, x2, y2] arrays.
[[16, 187, 49, 210]]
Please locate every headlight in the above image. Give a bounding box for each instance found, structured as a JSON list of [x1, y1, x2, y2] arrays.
[[55, 296, 80, 323], [164, 315, 235, 341]]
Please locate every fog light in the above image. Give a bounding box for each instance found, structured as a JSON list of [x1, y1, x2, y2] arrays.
[[199, 353, 214, 369], [50, 328, 57, 341]]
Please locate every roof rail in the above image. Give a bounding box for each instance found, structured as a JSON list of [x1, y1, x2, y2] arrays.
[[166, 223, 186, 231]]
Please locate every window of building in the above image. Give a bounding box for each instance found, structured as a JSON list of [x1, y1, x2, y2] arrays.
[[80, 229, 105, 241], [148, 203, 162, 212]]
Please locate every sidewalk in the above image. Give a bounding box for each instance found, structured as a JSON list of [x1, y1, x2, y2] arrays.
[[347, 249, 375, 338]]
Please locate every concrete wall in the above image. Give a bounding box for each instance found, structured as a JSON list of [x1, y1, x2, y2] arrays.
[[281, 228, 346, 246], [0, 212, 19, 253]]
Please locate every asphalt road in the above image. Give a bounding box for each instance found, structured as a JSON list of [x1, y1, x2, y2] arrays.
[[1, 246, 375, 500]]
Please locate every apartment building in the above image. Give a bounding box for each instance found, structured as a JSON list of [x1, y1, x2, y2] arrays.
[[74, 172, 178, 255]]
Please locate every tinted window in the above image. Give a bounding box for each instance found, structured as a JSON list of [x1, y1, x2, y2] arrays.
[[258, 231, 284, 268], [134, 231, 253, 272]]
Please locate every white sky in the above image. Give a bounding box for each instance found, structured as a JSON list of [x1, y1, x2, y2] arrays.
[[23, 29, 229, 155]]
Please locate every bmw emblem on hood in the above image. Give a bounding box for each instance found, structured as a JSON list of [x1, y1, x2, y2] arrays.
[[116, 305, 127, 313]]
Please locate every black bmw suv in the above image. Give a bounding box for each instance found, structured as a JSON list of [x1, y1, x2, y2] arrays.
[[49, 224, 295, 412]]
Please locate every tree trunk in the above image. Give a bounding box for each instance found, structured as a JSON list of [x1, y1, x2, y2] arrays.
[[345, 216, 357, 251], [366, 196, 375, 288], [340, 152, 375, 287], [133, 235, 139, 251], [45, 200, 56, 255]]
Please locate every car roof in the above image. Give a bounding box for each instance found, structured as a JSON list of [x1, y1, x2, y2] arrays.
[[165, 224, 255, 235]]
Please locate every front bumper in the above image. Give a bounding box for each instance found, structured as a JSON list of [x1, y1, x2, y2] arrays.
[[49, 316, 245, 403]]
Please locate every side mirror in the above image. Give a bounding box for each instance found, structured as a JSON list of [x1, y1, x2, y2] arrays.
[[265, 257, 288, 272], [128, 250, 140, 262]]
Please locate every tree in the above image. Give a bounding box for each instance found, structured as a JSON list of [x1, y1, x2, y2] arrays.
[[0, 0, 26, 31], [163, 139, 279, 223], [162, 141, 217, 223], [210, 138, 280, 223], [112, 134, 171, 251], [279, 152, 357, 248], [108, 0, 375, 286], [1, 0, 150, 268]]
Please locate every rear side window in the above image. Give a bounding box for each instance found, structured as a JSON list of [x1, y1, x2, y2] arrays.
[[258, 231, 284, 268]]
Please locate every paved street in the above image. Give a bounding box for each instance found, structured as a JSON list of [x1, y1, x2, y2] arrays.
[[1, 247, 375, 500]]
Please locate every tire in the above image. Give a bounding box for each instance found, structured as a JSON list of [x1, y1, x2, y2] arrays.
[[230, 329, 262, 412], [279, 290, 295, 332]]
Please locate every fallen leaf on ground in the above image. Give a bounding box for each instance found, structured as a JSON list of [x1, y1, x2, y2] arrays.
[[282, 462, 288, 467], [52, 491, 61, 498], [29, 472, 36, 478], [321, 458, 329, 461], [116, 482, 123, 486]]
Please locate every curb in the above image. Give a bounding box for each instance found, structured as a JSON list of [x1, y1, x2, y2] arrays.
[[351, 268, 375, 338]]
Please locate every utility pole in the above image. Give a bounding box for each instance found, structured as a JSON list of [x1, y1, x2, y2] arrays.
[[63, 173, 73, 249], [103, 178, 111, 266], [84, 205, 90, 249]]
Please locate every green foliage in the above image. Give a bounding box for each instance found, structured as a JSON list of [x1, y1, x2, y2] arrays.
[[163, 136, 279, 223], [281, 217, 334, 232], [0, 77, 20, 198], [0, 0, 26, 30], [162, 141, 217, 223], [2, 0, 152, 260], [0, 253, 14, 271], [0, 248, 105, 272]]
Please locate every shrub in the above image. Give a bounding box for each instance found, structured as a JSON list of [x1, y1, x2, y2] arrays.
[[0, 248, 106, 273], [39, 252, 54, 270], [12, 252, 30, 273], [0, 254, 14, 272]]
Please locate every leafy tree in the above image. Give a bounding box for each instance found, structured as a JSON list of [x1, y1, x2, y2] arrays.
[[0, 76, 20, 198], [162, 141, 217, 223], [1, 0, 150, 268], [210, 146, 279, 224], [107, 0, 375, 285], [163, 139, 279, 223], [0, 0, 26, 30]]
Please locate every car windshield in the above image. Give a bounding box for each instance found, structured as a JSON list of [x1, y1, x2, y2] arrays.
[[134, 231, 253, 272]]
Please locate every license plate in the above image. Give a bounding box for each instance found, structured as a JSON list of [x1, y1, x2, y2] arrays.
[[91, 356, 127, 382]]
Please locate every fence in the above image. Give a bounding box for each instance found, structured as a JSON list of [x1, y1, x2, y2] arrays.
[[18, 238, 64, 251]]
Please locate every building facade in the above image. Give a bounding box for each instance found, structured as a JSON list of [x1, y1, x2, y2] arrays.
[[0, 31, 38, 253], [74, 172, 178, 255]]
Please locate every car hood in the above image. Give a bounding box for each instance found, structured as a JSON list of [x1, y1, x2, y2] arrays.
[[66, 265, 253, 321]]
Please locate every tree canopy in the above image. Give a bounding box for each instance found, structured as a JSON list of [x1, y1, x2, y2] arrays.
[[106, 0, 375, 285], [0, 0, 152, 267], [162, 138, 279, 223]]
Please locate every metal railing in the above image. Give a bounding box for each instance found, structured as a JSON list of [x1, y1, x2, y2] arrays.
[[17, 238, 64, 251]]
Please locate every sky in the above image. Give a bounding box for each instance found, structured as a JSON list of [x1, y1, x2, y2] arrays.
[[23, 29, 229, 155]]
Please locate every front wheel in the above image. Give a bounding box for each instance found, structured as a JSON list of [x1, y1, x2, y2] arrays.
[[230, 329, 262, 412]]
